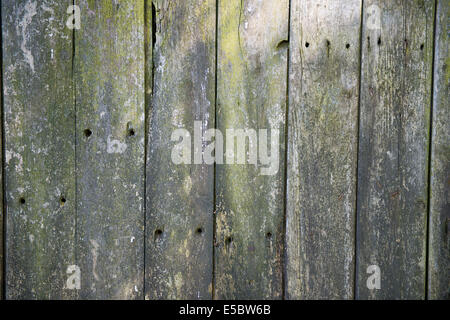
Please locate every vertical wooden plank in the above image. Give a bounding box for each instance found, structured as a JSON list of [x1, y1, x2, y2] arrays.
[[357, 0, 435, 299], [286, 0, 361, 299], [428, 0, 449, 300], [143, 0, 152, 300], [75, 0, 145, 299], [215, 0, 288, 299], [145, 0, 216, 299], [2, 0, 76, 299], [0, 2, 3, 300]]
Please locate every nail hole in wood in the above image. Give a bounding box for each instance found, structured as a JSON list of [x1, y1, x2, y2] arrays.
[[305, 42, 310, 48], [346, 43, 350, 49], [196, 227, 203, 235], [377, 37, 381, 46], [60, 196, 66, 205], [84, 129, 92, 138], [420, 43, 424, 50], [19, 197, 26, 204], [266, 232, 272, 239], [225, 236, 233, 245], [127, 122, 135, 137], [154, 229, 163, 241], [276, 39, 289, 50]]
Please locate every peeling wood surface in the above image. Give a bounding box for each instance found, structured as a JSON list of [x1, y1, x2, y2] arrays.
[[286, 0, 361, 300], [74, 0, 145, 299], [2, 0, 76, 299], [428, 0, 449, 300], [356, 0, 435, 299], [145, 0, 216, 299], [214, 0, 288, 299]]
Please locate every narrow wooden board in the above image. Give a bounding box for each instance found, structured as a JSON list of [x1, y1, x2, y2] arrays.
[[2, 0, 76, 299], [214, 0, 288, 299], [286, 0, 361, 299], [0, 3, 3, 299], [428, 0, 449, 300], [145, 0, 216, 299], [74, 0, 145, 299], [143, 0, 152, 299], [356, 0, 435, 299]]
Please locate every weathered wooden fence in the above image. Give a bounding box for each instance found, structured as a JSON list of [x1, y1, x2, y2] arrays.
[[0, 0, 448, 300]]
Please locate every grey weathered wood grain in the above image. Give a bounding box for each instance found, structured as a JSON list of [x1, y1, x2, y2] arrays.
[[428, 0, 449, 300], [145, 0, 216, 299], [74, 0, 145, 299], [286, 0, 361, 299], [214, 0, 288, 299], [0, 3, 3, 300], [356, 0, 435, 299], [2, 0, 76, 299], [144, 0, 152, 134], [143, 0, 152, 299]]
